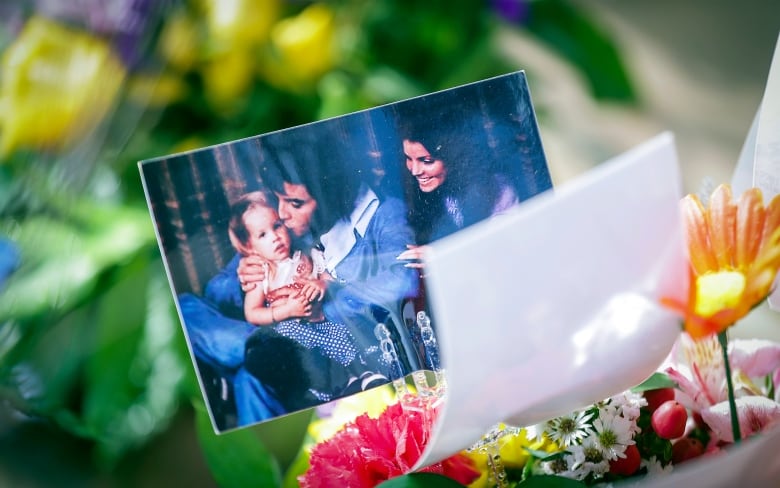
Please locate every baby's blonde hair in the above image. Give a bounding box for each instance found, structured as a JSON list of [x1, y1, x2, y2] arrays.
[[228, 190, 277, 253]]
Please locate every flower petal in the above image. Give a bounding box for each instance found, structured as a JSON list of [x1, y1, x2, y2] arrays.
[[728, 339, 780, 377], [760, 193, 780, 250], [775, 369, 780, 403], [754, 227, 780, 273], [681, 194, 718, 275], [700, 396, 780, 443], [300, 398, 473, 488], [735, 188, 765, 269], [660, 284, 727, 340], [743, 266, 778, 312], [708, 185, 737, 269], [666, 367, 708, 412]]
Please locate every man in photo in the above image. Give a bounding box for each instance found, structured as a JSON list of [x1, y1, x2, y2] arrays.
[[181, 123, 420, 427]]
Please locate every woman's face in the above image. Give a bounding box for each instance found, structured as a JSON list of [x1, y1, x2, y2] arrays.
[[403, 139, 447, 193]]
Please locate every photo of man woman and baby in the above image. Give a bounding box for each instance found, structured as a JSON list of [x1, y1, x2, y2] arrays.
[[140, 71, 552, 432]]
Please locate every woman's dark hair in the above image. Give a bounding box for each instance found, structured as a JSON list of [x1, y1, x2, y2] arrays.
[[392, 95, 504, 243], [256, 122, 362, 240]]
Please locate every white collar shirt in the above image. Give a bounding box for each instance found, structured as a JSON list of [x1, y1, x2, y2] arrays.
[[318, 184, 379, 277]]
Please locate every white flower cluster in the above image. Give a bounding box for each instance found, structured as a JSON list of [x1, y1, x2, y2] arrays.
[[527, 391, 648, 482]]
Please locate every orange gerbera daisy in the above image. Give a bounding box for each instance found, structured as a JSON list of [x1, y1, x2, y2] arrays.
[[663, 184, 780, 339]]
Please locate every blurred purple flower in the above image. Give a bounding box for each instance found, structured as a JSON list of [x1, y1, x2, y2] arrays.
[[34, 0, 173, 67], [490, 0, 530, 23], [0, 238, 19, 288], [0, 2, 26, 42]]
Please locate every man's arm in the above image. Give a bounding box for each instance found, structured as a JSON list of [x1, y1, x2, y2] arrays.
[[204, 253, 244, 319], [323, 197, 420, 321], [322, 197, 423, 376]]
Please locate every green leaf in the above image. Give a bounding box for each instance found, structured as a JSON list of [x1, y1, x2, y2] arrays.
[[5, 304, 94, 414], [631, 372, 677, 393], [436, 35, 515, 91], [253, 408, 314, 473], [635, 410, 672, 464], [523, 0, 635, 102], [81, 254, 185, 466], [524, 447, 567, 461], [517, 474, 588, 487], [361, 67, 425, 106], [195, 403, 282, 488], [281, 439, 311, 488], [377, 472, 466, 488], [0, 203, 154, 322], [361, 0, 492, 88]]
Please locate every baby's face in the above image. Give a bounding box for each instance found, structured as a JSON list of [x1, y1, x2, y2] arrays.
[[243, 206, 291, 261]]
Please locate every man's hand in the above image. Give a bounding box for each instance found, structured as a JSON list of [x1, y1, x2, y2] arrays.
[[237, 255, 268, 292]]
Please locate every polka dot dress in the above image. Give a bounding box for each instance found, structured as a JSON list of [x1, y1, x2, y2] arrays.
[[273, 319, 358, 367], [263, 252, 362, 369]]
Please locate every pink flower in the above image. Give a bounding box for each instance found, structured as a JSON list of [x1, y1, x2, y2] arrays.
[[665, 335, 780, 413], [665, 334, 730, 412], [299, 400, 480, 487], [664, 334, 780, 443], [726, 339, 780, 380], [701, 396, 780, 443]]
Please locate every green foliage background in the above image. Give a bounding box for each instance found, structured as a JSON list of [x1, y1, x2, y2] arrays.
[[0, 1, 634, 485]]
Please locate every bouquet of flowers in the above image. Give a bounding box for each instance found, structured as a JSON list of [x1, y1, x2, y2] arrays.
[[291, 183, 780, 488]]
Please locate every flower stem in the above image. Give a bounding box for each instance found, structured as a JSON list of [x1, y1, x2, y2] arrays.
[[717, 331, 741, 444]]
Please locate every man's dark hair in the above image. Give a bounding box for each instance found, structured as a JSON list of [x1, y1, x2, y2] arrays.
[[257, 122, 362, 240]]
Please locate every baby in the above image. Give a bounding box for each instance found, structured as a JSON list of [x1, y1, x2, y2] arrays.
[[229, 191, 326, 325], [228, 191, 364, 390]]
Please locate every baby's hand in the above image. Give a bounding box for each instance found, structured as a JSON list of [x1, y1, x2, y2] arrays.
[[286, 294, 313, 318], [298, 279, 326, 303]]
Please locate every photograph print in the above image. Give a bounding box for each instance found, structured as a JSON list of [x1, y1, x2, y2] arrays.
[[139, 71, 552, 432]]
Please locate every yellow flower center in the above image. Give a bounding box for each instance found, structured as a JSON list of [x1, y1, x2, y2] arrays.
[[694, 270, 746, 317]]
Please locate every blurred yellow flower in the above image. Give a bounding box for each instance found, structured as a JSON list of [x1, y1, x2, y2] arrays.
[[662, 184, 780, 339], [201, 49, 256, 111], [466, 426, 559, 488], [126, 73, 187, 108], [0, 16, 125, 157], [158, 11, 200, 72], [199, 0, 280, 49], [307, 385, 398, 445], [172, 136, 209, 154], [261, 3, 337, 90]]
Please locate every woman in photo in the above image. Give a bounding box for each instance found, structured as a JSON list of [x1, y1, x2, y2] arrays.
[[394, 111, 521, 266]]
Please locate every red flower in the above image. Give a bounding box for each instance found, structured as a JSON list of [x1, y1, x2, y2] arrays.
[[299, 400, 480, 487]]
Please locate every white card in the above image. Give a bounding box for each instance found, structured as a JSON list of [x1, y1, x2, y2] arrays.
[[754, 33, 780, 198], [754, 34, 780, 309], [733, 33, 780, 310], [731, 108, 759, 195], [418, 132, 688, 465]]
